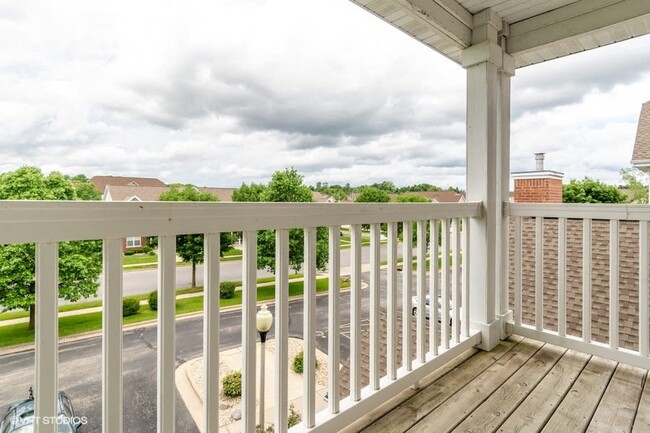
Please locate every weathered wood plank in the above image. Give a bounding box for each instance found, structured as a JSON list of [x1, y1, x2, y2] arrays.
[[632, 371, 650, 433], [362, 336, 523, 433], [588, 363, 646, 433], [497, 349, 591, 433], [451, 343, 566, 433], [541, 357, 617, 433], [407, 339, 543, 433]]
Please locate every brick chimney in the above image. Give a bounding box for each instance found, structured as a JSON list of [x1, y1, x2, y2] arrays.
[[512, 153, 564, 203]]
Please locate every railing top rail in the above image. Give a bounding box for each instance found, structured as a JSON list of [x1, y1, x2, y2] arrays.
[[0, 200, 482, 243], [506, 202, 650, 221]]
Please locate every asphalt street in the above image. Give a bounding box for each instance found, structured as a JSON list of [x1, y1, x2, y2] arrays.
[[98, 244, 392, 299], [0, 282, 382, 433]]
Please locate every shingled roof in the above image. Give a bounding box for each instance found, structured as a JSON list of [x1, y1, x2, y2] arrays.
[[631, 101, 650, 166], [104, 185, 169, 201], [90, 175, 166, 192]]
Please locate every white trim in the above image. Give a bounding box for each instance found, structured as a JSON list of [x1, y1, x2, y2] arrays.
[[0, 201, 482, 244], [508, 324, 650, 370], [125, 236, 142, 248], [511, 170, 564, 181], [508, 0, 650, 55], [506, 202, 650, 220]]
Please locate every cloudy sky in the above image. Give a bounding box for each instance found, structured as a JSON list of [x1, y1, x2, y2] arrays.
[[1, 0, 649, 190]]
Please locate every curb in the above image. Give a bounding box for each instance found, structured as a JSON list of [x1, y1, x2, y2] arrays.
[[0, 289, 341, 356]]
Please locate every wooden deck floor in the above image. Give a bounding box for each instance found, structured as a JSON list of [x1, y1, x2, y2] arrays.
[[360, 336, 650, 433]]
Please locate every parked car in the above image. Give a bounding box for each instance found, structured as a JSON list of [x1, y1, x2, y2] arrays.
[[411, 295, 455, 325], [0, 389, 83, 433]]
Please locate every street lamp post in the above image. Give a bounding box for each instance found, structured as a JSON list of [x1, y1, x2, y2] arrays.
[[256, 304, 273, 431]]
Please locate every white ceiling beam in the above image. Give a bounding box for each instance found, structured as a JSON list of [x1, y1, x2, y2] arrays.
[[507, 0, 650, 54], [394, 0, 473, 47]]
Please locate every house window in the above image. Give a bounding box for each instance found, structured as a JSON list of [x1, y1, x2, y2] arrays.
[[126, 237, 142, 248]]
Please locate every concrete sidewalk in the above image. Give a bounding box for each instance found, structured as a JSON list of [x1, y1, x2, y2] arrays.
[[176, 338, 329, 433]]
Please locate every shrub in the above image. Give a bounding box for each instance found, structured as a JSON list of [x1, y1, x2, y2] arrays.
[[124, 250, 136, 256], [122, 297, 141, 317], [148, 291, 158, 311], [222, 370, 242, 397], [287, 404, 301, 428], [292, 351, 319, 374], [293, 351, 304, 373], [255, 404, 301, 432], [142, 245, 153, 254], [220, 281, 236, 299]]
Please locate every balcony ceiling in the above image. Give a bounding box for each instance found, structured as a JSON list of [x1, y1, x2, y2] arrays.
[[350, 0, 650, 67]]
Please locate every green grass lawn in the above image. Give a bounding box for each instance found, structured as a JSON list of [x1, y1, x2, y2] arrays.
[[0, 274, 304, 323], [0, 276, 349, 348], [123, 254, 158, 266]]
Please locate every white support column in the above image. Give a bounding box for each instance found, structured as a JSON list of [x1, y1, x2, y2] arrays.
[[462, 8, 508, 350], [497, 36, 515, 339]]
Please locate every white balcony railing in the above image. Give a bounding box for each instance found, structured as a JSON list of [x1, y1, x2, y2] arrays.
[[0, 200, 482, 433], [506, 203, 650, 370]]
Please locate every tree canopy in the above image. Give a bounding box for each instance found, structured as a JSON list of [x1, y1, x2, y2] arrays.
[[620, 167, 648, 204], [355, 187, 390, 203], [233, 168, 328, 273], [562, 178, 627, 204], [159, 185, 233, 287], [0, 167, 102, 330], [231, 182, 267, 202], [395, 194, 431, 203]]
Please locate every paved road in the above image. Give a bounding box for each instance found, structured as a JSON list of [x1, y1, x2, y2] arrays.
[[0, 284, 381, 433], [90, 244, 393, 299]]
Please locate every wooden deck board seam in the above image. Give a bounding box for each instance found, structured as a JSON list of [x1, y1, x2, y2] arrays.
[[541, 356, 617, 433], [497, 349, 593, 433], [361, 337, 524, 433], [406, 338, 545, 433], [631, 370, 650, 433], [485, 345, 568, 433]]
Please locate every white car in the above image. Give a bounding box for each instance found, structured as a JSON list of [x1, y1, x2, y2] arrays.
[[411, 295, 455, 324]]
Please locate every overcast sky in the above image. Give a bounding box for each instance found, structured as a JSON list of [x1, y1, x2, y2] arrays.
[[1, 0, 649, 189]]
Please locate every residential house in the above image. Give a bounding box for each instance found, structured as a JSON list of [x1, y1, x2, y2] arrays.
[[89, 175, 166, 193], [3, 3, 650, 433], [632, 100, 650, 174]]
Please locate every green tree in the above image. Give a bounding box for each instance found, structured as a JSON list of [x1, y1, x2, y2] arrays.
[[355, 187, 390, 203], [0, 167, 102, 330], [159, 185, 234, 287], [73, 181, 101, 200], [620, 167, 648, 204], [562, 178, 627, 204], [232, 182, 267, 202], [234, 169, 328, 273], [369, 181, 397, 193], [395, 193, 431, 203], [398, 183, 441, 193]]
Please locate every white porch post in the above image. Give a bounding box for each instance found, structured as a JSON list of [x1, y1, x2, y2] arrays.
[[462, 9, 511, 350], [497, 31, 515, 339]]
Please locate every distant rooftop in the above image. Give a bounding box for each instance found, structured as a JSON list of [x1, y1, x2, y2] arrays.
[[632, 101, 650, 168], [90, 175, 166, 192]]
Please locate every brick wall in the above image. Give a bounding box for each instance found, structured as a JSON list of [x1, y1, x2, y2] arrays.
[[514, 177, 563, 203]]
